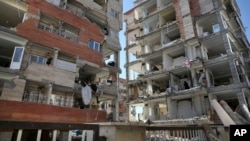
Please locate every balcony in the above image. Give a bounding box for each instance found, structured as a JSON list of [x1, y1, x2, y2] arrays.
[[24, 62, 75, 88], [0, 99, 106, 123]]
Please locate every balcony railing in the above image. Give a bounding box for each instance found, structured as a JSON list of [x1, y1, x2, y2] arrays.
[[146, 125, 208, 141], [22, 91, 74, 107], [65, 4, 85, 18], [38, 23, 78, 42]]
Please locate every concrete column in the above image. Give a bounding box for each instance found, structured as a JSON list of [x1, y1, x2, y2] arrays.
[[58, 131, 69, 141], [86, 130, 93, 141], [148, 103, 153, 120], [186, 46, 193, 60], [192, 46, 197, 60], [143, 104, 149, 120], [52, 130, 57, 141], [36, 129, 42, 141], [240, 65, 250, 86], [17, 129, 23, 141], [170, 73, 175, 87], [201, 45, 208, 60], [112, 98, 119, 121], [191, 68, 198, 87], [145, 44, 151, 54], [68, 130, 72, 141], [167, 99, 177, 119], [146, 79, 153, 95], [46, 83, 53, 104], [167, 98, 172, 119], [145, 60, 151, 72], [238, 92, 248, 106], [0, 131, 13, 141], [81, 130, 86, 141], [163, 53, 172, 70], [115, 72, 120, 121], [205, 70, 211, 87], [231, 60, 241, 83], [193, 96, 203, 116], [226, 34, 233, 54], [52, 50, 58, 67]]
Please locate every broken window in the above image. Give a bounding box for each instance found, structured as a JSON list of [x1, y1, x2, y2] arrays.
[[110, 9, 119, 19], [30, 55, 46, 65], [93, 0, 106, 6], [38, 14, 59, 34], [65, 0, 85, 17], [88, 40, 100, 52]]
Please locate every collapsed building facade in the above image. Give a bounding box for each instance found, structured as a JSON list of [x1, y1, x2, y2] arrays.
[[124, 0, 250, 124], [0, 0, 123, 140]]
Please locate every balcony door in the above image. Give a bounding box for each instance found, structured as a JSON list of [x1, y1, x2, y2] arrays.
[[10, 46, 24, 69]]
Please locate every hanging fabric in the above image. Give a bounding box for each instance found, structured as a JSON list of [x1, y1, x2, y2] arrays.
[[81, 85, 92, 105]]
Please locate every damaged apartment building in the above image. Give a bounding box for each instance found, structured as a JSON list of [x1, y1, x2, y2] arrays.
[[124, 0, 250, 123], [0, 0, 123, 140]]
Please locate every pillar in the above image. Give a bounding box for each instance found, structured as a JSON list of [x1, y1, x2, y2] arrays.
[[36, 129, 42, 141], [191, 68, 198, 87], [46, 83, 53, 104], [169, 73, 175, 90], [205, 69, 211, 87], [163, 53, 172, 70], [200, 45, 208, 60], [167, 98, 172, 119], [148, 103, 153, 120], [68, 130, 72, 141], [237, 92, 248, 106], [0, 131, 13, 141], [167, 99, 177, 119], [143, 103, 149, 120], [146, 79, 153, 95], [81, 130, 86, 141], [58, 131, 70, 141], [145, 60, 151, 72], [240, 65, 250, 86], [144, 45, 150, 54], [86, 130, 93, 141], [52, 130, 57, 141], [186, 46, 193, 60], [112, 98, 119, 121], [52, 50, 58, 67], [17, 129, 23, 141]]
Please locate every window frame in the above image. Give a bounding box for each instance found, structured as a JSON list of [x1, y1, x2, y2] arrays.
[[30, 55, 47, 65], [110, 9, 119, 19], [88, 40, 100, 52]]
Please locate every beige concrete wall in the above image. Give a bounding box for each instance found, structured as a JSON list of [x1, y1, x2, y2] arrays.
[[78, 0, 103, 11], [1, 79, 26, 101], [99, 126, 116, 141], [99, 125, 145, 141], [24, 63, 75, 88], [199, 0, 214, 15], [115, 126, 145, 141], [107, 0, 122, 30]]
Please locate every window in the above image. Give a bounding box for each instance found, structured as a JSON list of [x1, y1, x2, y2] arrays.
[[110, 9, 119, 19], [13, 48, 24, 62], [110, 29, 118, 38], [88, 40, 100, 52], [30, 55, 46, 64]]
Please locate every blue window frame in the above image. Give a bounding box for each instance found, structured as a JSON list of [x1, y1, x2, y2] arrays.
[[88, 40, 100, 52]]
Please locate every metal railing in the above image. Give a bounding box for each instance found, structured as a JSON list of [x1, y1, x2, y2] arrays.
[[0, 121, 101, 141], [146, 125, 208, 141], [22, 91, 74, 107]]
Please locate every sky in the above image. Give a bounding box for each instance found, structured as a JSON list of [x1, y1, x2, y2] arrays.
[[119, 0, 250, 79]]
